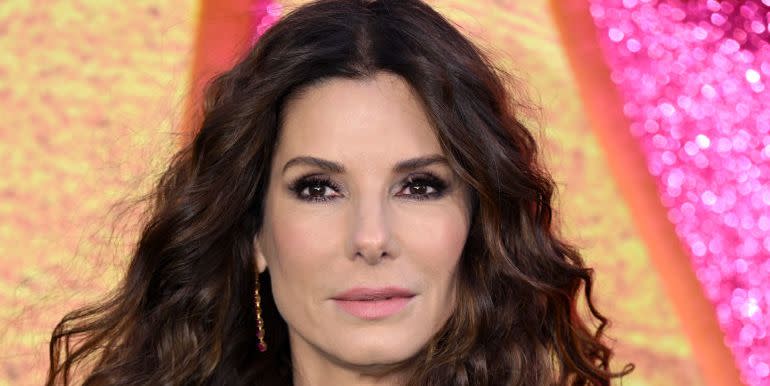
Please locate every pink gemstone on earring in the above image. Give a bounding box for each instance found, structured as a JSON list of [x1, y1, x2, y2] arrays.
[[257, 329, 264, 339], [258, 342, 267, 352]]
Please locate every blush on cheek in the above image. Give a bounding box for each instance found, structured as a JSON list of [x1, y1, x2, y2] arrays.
[[267, 211, 342, 282], [425, 219, 469, 263]]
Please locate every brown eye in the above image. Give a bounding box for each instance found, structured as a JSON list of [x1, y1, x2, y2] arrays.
[[306, 183, 328, 198], [289, 176, 341, 202], [398, 174, 447, 200], [405, 182, 432, 195]]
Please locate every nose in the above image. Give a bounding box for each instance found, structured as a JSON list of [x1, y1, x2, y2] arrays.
[[350, 196, 395, 265]]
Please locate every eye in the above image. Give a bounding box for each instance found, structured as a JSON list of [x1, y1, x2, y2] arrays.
[[289, 175, 342, 202], [397, 173, 448, 201]]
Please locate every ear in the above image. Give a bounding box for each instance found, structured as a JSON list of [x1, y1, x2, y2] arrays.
[[253, 236, 268, 274]]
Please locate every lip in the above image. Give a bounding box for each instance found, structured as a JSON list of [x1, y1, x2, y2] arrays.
[[332, 286, 416, 320], [332, 286, 416, 301]]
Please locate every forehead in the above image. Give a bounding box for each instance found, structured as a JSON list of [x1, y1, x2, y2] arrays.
[[276, 72, 443, 169]]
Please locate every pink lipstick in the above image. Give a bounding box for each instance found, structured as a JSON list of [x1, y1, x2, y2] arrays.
[[332, 286, 416, 320]]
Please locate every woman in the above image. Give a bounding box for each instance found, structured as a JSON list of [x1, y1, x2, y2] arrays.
[[47, 0, 635, 384]]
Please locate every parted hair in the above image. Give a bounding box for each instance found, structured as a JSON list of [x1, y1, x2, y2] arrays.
[[47, 0, 634, 384]]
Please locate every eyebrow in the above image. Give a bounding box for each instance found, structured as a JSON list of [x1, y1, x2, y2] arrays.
[[281, 154, 449, 176]]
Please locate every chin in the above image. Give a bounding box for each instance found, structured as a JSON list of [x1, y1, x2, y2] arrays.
[[330, 327, 428, 365], [340, 344, 422, 367]]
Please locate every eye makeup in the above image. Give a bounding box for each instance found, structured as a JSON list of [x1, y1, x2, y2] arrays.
[[287, 171, 450, 203]]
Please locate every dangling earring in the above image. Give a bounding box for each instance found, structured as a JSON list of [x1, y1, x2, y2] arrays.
[[255, 277, 267, 352]]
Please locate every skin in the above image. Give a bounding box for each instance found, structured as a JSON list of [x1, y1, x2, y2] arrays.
[[254, 71, 472, 386]]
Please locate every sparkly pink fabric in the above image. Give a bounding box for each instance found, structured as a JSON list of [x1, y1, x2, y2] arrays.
[[589, 0, 770, 384], [254, 1, 282, 37]]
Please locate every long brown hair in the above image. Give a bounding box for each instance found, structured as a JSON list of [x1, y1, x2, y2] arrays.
[[47, 0, 635, 384]]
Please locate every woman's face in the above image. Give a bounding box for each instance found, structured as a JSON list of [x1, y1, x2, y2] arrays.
[[255, 71, 472, 376]]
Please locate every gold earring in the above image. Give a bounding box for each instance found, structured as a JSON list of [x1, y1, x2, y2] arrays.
[[255, 277, 267, 352]]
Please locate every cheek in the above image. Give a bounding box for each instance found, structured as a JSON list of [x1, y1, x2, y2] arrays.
[[265, 201, 343, 284], [398, 204, 468, 316], [263, 202, 347, 328], [399, 205, 468, 328], [403, 205, 469, 270]]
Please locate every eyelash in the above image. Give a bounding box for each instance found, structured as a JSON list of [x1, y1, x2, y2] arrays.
[[288, 172, 449, 203]]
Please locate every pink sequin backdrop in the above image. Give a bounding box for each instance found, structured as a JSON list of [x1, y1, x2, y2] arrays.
[[589, 0, 770, 384]]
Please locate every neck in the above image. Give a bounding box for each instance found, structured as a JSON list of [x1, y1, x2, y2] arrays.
[[292, 366, 407, 386]]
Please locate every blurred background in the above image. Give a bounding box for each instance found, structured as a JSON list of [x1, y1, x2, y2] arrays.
[[1, 0, 768, 385]]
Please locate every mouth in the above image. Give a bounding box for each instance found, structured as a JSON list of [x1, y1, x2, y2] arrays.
[[331, 286, 417, 320], [332, 286, 416, 301]]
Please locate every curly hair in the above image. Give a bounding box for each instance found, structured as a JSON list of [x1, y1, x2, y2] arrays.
[[46, 0, 635, 384]]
